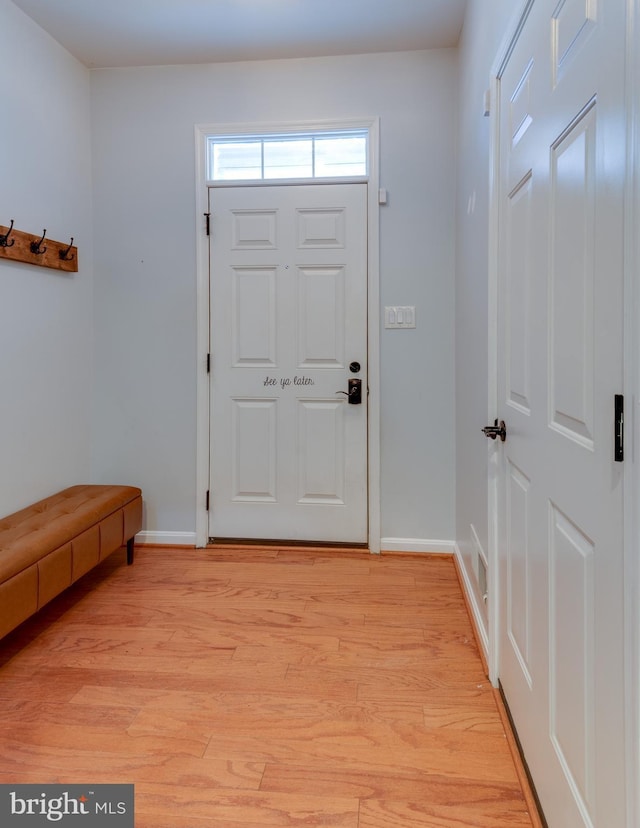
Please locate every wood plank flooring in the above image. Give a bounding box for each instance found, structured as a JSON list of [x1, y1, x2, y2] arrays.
[[0, 546, 540, 827]]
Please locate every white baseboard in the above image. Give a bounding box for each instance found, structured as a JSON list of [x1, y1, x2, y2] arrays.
[[135, 530, 197, 547], [135, 532, 457, 556], [379, 537, 456, 554], [454, 541, 489, 661]]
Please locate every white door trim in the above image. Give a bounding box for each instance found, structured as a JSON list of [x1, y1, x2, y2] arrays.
[[487, 2, 639, 824], [194, 118, 381, 552], [624, 2, 640, 824]]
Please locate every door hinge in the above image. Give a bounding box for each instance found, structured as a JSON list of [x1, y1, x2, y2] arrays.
[[615, 394, 624, 462], [206, 490, 210, 511], [204, 212, 211, 236], [207, 353, 211, 374]]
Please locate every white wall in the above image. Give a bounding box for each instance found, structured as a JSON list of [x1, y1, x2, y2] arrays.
[[455, 1, 521, 626], [90, 50, 458, 543], [0, 0, 93, 517]]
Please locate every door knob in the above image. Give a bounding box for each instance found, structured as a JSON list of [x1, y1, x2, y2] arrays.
[[336, 378, 362, 404], [482, 419, 506, 441]]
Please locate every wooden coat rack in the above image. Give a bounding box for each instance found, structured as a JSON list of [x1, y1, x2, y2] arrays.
[[0, 221, 78, 273]]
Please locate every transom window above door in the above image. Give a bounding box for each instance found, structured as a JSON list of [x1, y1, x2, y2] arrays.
[[206, 129, 368, 182]]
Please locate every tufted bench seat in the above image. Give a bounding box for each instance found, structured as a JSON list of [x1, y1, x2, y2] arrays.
[[0, 485, 143, 640]]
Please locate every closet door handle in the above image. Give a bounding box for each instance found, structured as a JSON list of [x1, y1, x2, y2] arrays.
[[482, 419, 506, 442]]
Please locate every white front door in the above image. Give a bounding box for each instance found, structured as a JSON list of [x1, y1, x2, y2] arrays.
[[209, 183, 368, 543], [495, 1, 627, 826]]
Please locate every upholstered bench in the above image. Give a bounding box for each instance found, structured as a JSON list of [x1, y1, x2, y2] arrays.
[[0, 484, 143, 641]]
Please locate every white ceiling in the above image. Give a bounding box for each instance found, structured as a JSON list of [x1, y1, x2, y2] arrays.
[[9, 0, 468, 69]]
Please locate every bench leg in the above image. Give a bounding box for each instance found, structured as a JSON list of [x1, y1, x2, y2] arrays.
[[126, 537, 135, 565]]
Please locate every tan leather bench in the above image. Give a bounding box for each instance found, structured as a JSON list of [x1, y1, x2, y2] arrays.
[[0, 485, 143, 640]]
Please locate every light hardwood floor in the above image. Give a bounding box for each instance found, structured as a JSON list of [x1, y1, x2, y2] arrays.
[[0, 545, 542, 827]]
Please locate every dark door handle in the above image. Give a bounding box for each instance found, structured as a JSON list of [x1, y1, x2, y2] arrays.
[[336, 378, 362, 404], [482, 419, 506, 441]]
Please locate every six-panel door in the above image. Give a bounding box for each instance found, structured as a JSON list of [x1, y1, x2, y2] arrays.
[[209, 183, 368, 543]]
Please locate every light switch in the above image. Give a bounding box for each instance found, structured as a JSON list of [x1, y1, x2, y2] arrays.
[[385, 306, 416, 329]]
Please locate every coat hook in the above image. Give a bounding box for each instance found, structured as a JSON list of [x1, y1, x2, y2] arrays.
[[59, 237, 74, 262], [0, 219, 15, 248], [30, 229, 47, 255]]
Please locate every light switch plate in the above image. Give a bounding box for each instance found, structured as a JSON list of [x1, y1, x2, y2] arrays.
[[385, 306, 416, 329]]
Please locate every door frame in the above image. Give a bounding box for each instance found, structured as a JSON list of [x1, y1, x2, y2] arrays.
[[486, 1, 639, 825], [625, 2, 640, 823], [193, 118, 381, 552]]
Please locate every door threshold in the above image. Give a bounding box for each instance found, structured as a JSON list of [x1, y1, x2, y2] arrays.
[[208, 537, 369, 550]]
